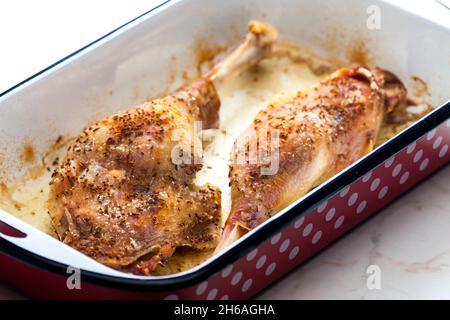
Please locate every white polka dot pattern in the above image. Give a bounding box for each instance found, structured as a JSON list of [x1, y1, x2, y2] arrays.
[[440, 145, 448, 158], [302, 223, 313, 237], [356, 200, 367, 214], [312, 231, 322, 244], [419, 158, 429, 171], [246, 248, 258, 261], [242, 279, 253, 292], [370, 178, 380, 191], [348, 193, 358, 206], [392, 164, 402, 177], [207, 288, 218, 300], [289, 246, 299, 260], [339, 186, 350, 197], [433, 136, 443, 149], [325, 208, 335, 221], [271, 232, 282, 245], [406, 142, 416, 154], [378, 186, 388, 199], [265, 263, 276, 276], [221, 265, 233, 278], [256, 256, 267, 269], [362, 171, 372, 182], [279, 239, 290, 253], [196, 281, 208, 295], [334, 216, 345, 229], [317, 201, 328, 213], [294, 216, 305, 229], [413, 149, 423, 163], [400, 171, 410, 185], [231, 272, 242, 286], [384, 156, 395, 168]]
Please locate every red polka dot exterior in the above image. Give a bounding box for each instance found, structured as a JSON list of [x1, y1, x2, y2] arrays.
[[162, 118, 450, 300]]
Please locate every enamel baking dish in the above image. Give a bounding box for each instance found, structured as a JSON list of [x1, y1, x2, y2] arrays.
[[0, 0, 449, 299]]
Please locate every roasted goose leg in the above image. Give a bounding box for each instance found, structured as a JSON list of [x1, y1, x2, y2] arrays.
[[48, 21, 277, 275], [217, 66, 407, 251]]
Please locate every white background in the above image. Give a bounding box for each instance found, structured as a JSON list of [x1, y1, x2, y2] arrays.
[[1, 0, 450, 93], [0, 0, 165, 93]]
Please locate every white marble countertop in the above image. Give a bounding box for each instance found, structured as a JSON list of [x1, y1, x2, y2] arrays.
[[1, 0, 449, 300]]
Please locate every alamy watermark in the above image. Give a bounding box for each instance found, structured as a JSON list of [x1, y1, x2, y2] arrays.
[[366, 5, 381, 30], [170, 121, 280, 176], [366, 264, 381, 290], [66, 266, 81, 290]]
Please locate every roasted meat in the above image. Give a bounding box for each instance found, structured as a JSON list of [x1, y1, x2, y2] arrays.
[[217, 65, 407, 250]]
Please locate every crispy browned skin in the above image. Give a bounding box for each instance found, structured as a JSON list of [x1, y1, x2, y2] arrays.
[[48, 20, 278, 275], [218, 66, 407, 250], [48, 80, 222, 274]]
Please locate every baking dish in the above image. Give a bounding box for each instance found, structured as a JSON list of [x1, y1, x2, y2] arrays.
[[0, 0, 449, 299]]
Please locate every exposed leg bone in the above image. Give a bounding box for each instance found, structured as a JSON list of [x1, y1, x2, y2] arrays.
[[205, 20, 278, 83]]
